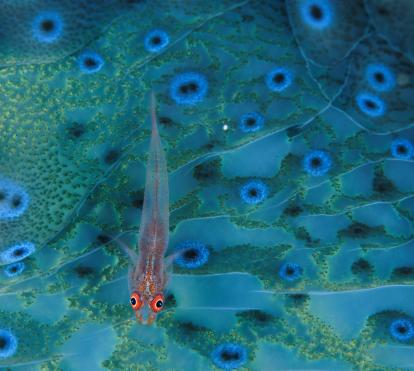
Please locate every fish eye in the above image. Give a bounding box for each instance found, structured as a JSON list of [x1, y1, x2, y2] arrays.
[[150, 294, 164, 313], [130, 292, 142, 311]]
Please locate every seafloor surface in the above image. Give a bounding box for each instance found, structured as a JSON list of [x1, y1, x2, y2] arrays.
[[1, 0, 414, 370]]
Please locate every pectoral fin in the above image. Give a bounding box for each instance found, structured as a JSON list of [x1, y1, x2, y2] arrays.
[[107, 233, 138, 263]]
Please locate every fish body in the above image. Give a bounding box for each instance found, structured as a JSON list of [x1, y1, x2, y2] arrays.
[[129, 93, 169, 324]]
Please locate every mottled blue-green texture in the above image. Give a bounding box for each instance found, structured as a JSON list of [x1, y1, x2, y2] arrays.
[[1, 0, 414, 370]]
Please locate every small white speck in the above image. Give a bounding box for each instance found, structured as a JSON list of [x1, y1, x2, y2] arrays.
[[222, 124, 228, 131]]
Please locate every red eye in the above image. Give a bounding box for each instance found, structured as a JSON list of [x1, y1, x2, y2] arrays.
[[150, 294, 164, 313], [130, 292, 143, 311]]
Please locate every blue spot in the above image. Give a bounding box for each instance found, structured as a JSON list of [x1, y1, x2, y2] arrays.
[[239, 112, 265, 133], [174, 241, 209, 269], [0, 242, 35, 265], [299, 0, 333, 30], [391, 139, 414, 159], [144, 29, 170, 53], [211, 343, 247, 370], [0, 329, 18, 359], [240, 180, 268, 205], [169, 72, 208, 105], [265, 67, 294, 92], [303, 150, 332, 176], [78, 50, 105, 74], [4, 262, 25, 278], [356, 92, 386, 117], [31, 10, 63, 44], [279, 262, 303, 282], [390, 319, 414, 341], [0, 178, 30, 220], [365, 63, 396, 92]]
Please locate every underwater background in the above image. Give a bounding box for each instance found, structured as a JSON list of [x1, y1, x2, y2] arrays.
[[1, 0, 414, 369]]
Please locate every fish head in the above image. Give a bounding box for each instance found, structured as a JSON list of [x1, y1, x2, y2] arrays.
[[129, 289, 164, 325]]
